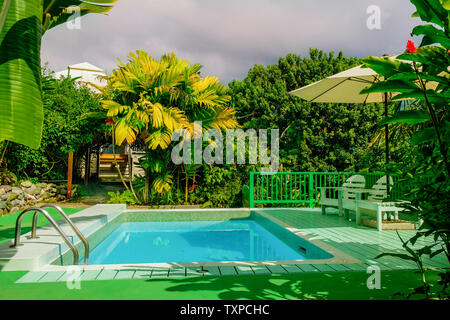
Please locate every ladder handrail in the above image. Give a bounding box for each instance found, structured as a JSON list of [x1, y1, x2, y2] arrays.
[[33, 204, 90, 265], [13, 208, 79, 265]]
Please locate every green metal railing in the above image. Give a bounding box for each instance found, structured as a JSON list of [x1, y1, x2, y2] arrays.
[[249, 172, 407, 208]]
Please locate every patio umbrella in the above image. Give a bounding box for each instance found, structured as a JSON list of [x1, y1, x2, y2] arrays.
[[289, 59, 398, 196]]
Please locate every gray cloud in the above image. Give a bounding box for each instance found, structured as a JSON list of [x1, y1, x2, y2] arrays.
[[41, 0, 417, 85]]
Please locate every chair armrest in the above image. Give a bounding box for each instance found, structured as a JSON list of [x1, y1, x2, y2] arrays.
[[320, 186, 346, 190], [355, 189, 376, 193]]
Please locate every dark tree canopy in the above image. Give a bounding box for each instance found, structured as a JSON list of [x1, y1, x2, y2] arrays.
[[229, 49, 392, 172]]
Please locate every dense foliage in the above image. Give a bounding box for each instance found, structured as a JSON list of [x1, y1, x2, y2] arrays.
[[363, 0, 449, 299], [229, 49, 411, 172], [2, 68, 107, 181], [102, 49, 420, 207]]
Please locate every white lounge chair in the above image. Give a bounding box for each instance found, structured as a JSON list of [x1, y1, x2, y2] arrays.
[[355, 176, 408, 231], [320, 175, 366, 217]]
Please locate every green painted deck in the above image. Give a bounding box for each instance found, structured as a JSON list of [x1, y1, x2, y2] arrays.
[[15, 209, 448, 284]]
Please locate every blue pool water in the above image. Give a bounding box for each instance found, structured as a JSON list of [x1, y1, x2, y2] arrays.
[[86, 220, 311, 264]]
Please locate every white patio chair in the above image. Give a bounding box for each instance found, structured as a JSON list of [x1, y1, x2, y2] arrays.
[[320, 175, 366, 217], [355, 176, 408, 231]]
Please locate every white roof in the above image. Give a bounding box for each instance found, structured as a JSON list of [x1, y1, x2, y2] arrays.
[[54, 62, 107, 90]]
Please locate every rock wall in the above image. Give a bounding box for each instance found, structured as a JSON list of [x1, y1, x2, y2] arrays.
[[0, 181, 77, 215]]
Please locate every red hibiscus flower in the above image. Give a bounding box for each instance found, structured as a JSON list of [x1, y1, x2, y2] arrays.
[[406, 40, 417, 53]]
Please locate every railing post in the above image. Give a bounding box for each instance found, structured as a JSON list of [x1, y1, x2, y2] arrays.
[[249, 172, 255, 208], [309, 172, 314, 208]]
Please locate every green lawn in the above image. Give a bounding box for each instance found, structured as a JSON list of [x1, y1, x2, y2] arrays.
[[0, 269, 443, 300], [0, 207, 443, 300]]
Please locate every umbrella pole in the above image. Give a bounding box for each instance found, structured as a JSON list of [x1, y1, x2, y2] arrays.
[[384, 93, 390, 198]]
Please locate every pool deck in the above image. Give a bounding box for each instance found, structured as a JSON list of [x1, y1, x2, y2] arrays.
[[5, 205, 449, 283]]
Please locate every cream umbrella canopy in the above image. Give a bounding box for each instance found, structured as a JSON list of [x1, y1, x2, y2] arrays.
[[289, 64, 395, 103], [289, 61, 396, 196]]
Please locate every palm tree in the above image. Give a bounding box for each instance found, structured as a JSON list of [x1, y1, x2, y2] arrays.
[[102, 51, 239, 203]]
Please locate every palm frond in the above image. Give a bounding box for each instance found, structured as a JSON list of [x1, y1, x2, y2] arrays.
[[152, 172, 173, 194]]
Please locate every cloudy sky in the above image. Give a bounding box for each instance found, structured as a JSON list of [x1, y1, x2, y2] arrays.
[[41, 0, 418, 85]]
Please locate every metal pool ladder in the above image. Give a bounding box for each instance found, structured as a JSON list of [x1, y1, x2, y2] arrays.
[[12, 204, 89, 265]]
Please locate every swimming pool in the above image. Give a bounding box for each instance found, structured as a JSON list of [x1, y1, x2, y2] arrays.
[[85, 220, 315, 264], [51, 208, 333, 267]]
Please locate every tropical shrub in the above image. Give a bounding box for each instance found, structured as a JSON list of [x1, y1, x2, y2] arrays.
[[362, 0, 449, 299], [102, 51, 239, 203], [107, 190, 138, 205], [192, 165, 242, 208]]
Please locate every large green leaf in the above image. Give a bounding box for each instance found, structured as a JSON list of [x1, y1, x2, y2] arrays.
[[360, 79, 420, 94], [361, 56, 413, 78], [0, 0, 43, 149], [42, 0, 117, 33], [0, 0, 11, 34], [397, 47, 450, 74], [392, 90, 449, 104], [0, 0, 117, 149], [411, 127, 437, 145], [379, 110, 431, 126], [410, 0, 449, 29], [410, 121, 450, 145], [412, 24, 450, 48]]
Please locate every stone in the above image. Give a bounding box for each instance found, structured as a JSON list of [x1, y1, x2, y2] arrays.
[[0, 201, 7, 209], [9, 199, 21, 208], [1, 194, 9, 201], [7, 194, 18, 202], [0, 185, 12, 192], [11, 187, 22, 195], [9, 207, 20, 214], [24, 185, 37, 195], [20, 181, 33, 188], [24, 193, 36, 201], [0, 188, 5, 196], [36, 183, 47, 189]]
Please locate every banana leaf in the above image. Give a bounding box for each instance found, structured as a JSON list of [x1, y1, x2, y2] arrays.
[[0, 0, 117, 149], [42, 0, 117, 33], [0, 0, 43, 149]]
